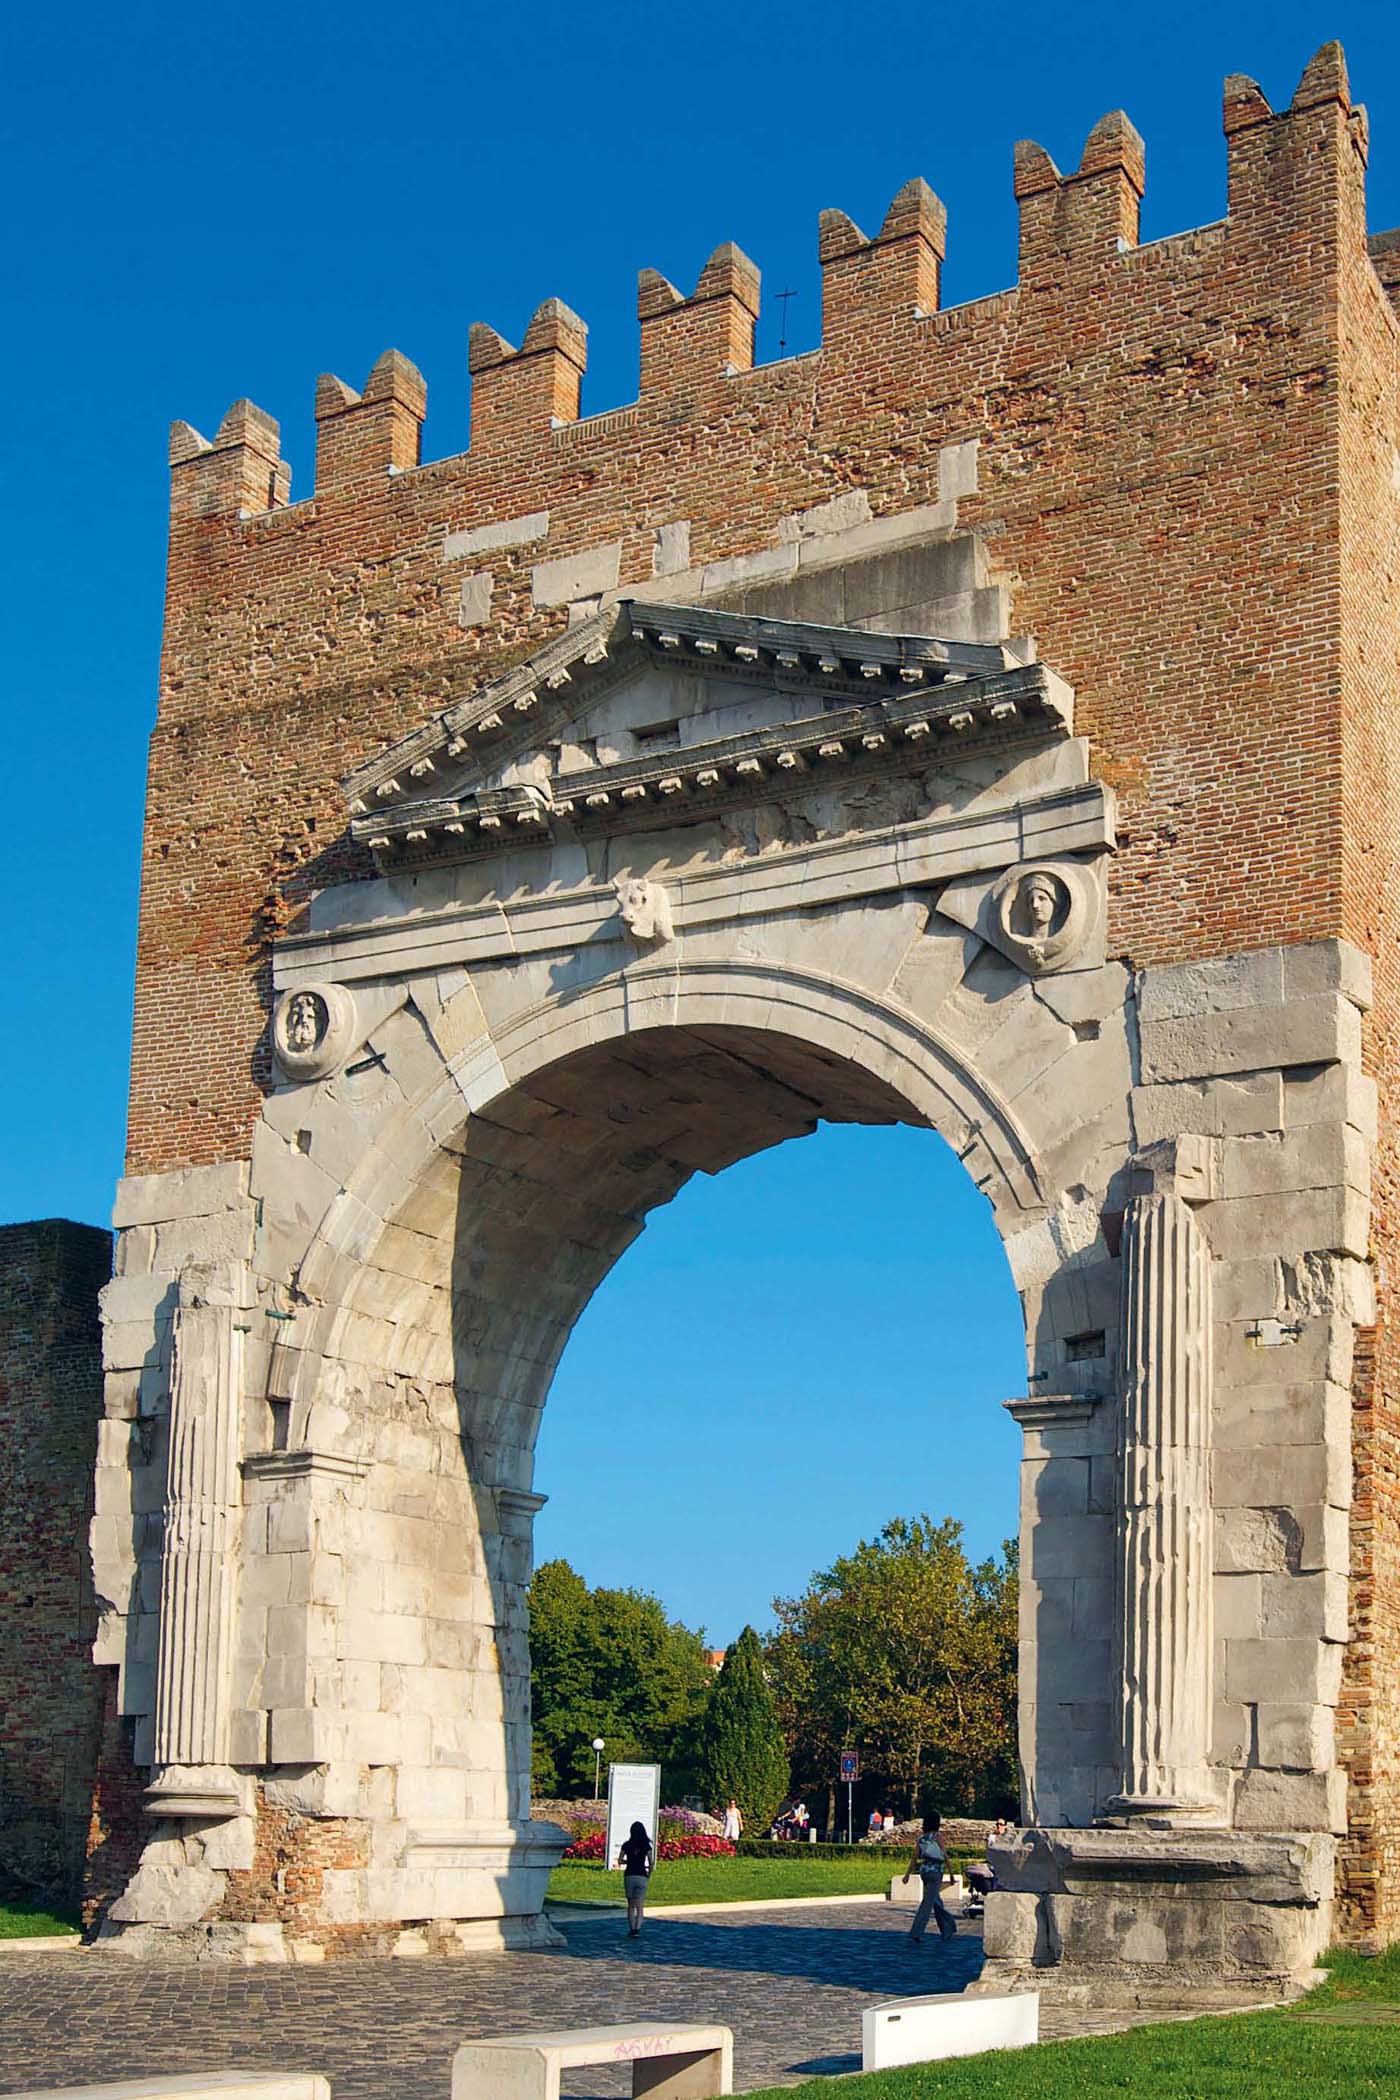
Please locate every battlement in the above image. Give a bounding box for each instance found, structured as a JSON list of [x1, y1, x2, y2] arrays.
[[165, 40, 1382, 528]]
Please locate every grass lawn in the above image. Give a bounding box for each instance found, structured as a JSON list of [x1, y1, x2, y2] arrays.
[[735, 1946, 1400, 2100], [0, 1901, 81, 1939], [548, 1850, 914, 1907]]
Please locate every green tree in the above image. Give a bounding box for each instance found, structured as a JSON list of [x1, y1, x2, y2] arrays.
[[694, 1626, 790, 1833], [768, 1516, 1018, 1818], [527, 1559, 713, 1796]]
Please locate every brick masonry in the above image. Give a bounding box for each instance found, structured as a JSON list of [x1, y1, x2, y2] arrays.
[[0, 1221, 111, 1903], [44, 40, 1399, 1949]]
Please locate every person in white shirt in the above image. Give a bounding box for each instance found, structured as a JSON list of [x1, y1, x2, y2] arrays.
[[721, 1799, 742, 1842]]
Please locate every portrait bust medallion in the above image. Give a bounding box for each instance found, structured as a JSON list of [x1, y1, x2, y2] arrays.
[[271, 980, 358, 1081]]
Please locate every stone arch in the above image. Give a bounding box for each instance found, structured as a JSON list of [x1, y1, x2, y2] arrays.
[[269, 954, 1060, 1429]]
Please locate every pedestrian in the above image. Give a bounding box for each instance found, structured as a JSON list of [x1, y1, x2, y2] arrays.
[[617, 1819, 654, 1938], [793, 1799, 810, 1840], [868, 1807, 884, 1835], [902, 1813, 957, 1945], [722, 1798, 743, 1843]]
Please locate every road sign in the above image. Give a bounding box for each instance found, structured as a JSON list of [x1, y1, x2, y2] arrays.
[[839, 1750, 859, 1782]]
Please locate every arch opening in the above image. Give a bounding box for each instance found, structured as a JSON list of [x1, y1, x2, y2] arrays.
[[289, 1022, 1031, 1857]]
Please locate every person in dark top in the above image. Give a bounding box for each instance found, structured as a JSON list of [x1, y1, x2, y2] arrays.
[[618, 1820, 654, 1937]]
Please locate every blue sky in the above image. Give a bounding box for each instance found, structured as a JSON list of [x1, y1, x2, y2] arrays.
[[4, 2, 1397, 1636]]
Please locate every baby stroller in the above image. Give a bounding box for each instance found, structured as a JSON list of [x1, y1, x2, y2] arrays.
[[965, 1862, 995, 1917]]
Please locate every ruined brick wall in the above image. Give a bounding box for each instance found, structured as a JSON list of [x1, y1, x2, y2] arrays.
[[0, 1220, 111, 1904], [1337, 87, 1400, 1949]]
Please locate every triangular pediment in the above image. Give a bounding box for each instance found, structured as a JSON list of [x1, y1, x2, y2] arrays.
[[345, 601, 1072, 868]]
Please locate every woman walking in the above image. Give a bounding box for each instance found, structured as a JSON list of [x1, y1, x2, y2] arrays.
[[901, 1813, 957, 1945], [617, 1819, 654, 1938], [721, 1799, 743, 1843]]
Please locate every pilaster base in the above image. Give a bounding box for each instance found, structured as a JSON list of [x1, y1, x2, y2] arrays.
[[978, 1827, 1335, 2008], [96, 1814, 572, 1960]]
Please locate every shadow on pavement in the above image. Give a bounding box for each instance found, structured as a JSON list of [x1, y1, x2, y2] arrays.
[[559, 1914, 985, 1995]]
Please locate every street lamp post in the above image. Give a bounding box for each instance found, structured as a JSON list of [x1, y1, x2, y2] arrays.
[[592, 1737, 605, 1801]]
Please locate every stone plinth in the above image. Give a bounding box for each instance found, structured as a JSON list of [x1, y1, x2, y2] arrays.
[[978, 1826, 1334, 2006]]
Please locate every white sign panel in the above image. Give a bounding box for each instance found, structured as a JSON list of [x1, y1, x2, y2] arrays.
[[605, 1762, 662, 1869]]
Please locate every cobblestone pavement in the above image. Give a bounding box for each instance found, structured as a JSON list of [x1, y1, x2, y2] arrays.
[[0, 1905, 1174, 2100]]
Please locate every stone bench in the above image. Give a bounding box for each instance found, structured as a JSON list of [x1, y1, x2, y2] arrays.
[[887, 1872, 967, 1906], [453, 2024, 732, 2100], [862, 1992, 1038, 2070], [3, 2079, 329, 2100]]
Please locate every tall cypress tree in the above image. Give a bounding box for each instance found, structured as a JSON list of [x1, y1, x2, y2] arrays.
[[695, 1626, 790, 1836]]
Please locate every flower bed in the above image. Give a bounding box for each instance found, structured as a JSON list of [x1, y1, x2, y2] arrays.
[[561, 1827, 736, 1862]]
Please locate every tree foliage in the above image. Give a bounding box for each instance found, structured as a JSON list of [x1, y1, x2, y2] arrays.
[[527, 1559, 714, 1795], [768, 1515, 1018, 1817], [693, 1626, 791, 1834]]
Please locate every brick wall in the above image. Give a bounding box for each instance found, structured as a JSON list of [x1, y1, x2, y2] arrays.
[[131, 56, 1366, 1178], [0, 1220, 111, 1904]]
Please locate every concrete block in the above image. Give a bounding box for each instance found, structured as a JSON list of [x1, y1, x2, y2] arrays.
[[195, 1816, 257, 1871], [1214, 1437, 1348, 1514], [652, 521, 690, 576], [1138, 948, 1285, 1024], [113, 1161, 250, 1229], [1220, 1123, 1369, 1201], [778, 489, 873, 543], [1131, 1074, 1285, 1144], [1281, 939, 1371, 1011], [862, 1992, 1036, 2070], [1259, 1569, 1349, 1643], [1256, 1702, 1335, 1771], [1021, 1457, 1091, 1518], [1284, 1064, 1378, 1139], [396, 1764, 469, 1823], [459, 572, 493, 629], [938, 438, 980, 503], [1028, 1512, 1112, 1579], [1214, 1574, 1262, 1639], [1138, 993, 1360, 1085], [701, 544, 798, 592], [268, 1707, 340, 1764], [1233, 1767, 1348, 1833], [981, 1892, 1041, 1963], [228, 1709, 269, 1766], [100, 1273, 178, 1326], [1195, 1186, 1368, 1262], [1225, 1637, 1343, 1707], [444, 509, 548, 560], [532, 542, 620, 608]]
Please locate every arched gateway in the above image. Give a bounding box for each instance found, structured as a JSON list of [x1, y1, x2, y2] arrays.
[[90, 45, 1400, 2003]]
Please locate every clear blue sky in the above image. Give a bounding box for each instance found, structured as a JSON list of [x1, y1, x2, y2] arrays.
[[4, 3, 1397, 1635]]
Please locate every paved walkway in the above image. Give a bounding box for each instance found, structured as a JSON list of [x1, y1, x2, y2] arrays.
[[0, 1904, 1159, 2099]]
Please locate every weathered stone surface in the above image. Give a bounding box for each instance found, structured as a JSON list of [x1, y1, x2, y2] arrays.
[[1139, 994, 1361, 1085], [107, 1862, 223, 1927]]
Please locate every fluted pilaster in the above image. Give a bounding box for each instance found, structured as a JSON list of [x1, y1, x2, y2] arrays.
[[147, 1286, 244, 1815], [1115, 1188, 1215, 1813]]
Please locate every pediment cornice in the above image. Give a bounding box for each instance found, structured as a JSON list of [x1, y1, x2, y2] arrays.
[[344, 600, 1073, 869]]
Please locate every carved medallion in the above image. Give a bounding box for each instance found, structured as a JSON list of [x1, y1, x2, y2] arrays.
[[991, 861, 1095, 976], [271, 982, 358, 1082]]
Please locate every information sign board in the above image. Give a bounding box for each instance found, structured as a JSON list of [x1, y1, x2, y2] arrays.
[[839, 1750, 860, 1782], [605, 1761, 662, 1868]]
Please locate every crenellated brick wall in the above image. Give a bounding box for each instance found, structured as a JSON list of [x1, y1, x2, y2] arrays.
[[120, 39, 1400, 1942]]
